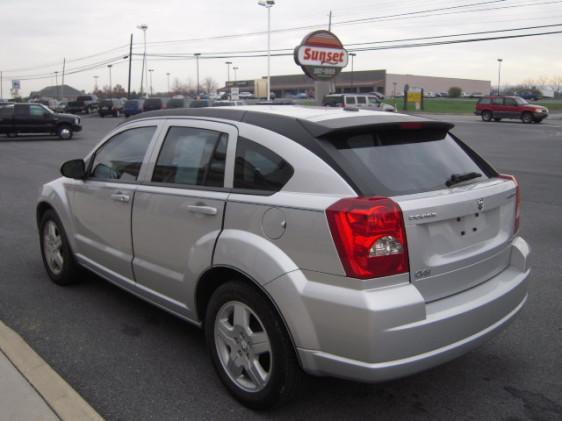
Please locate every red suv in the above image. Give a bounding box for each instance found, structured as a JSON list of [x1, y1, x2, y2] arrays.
[[475, 96, 548, 124]]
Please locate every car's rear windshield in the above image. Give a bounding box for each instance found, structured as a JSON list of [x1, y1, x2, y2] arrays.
[[145, 99, 162, 105], [100, 100, 113, 106], [125, 100, 139, 106], [318, 127, 493, 196]]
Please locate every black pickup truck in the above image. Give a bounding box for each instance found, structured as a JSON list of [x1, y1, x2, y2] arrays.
[[0, 103, 82, 139], [65, 95, 99, 114]]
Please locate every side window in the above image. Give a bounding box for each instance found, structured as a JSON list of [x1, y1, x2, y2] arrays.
[[89, 126, 156, 181], [368, 97, 379, 105], [357, 96, 367, 105], [152, 126, 227, 187], [30, 105, 45, 117], [234, 137, 294, 192], [14, 104, 29, 117], [492, 98, 504, 105], [0, 106, 14, 118], [504, 98, 517, 106], [478, 98, 491, 105], [346, 96, 357, 105]]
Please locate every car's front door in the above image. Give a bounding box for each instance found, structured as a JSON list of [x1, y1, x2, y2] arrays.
[[131, 120, 236, 317], [67, 123, 160, 281], [503, 97, 520, 118]]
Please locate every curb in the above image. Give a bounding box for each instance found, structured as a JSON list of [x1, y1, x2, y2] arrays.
[[0, 320, 103, 421]]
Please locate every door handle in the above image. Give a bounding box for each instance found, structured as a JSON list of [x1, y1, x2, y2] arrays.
[[186, 204, 218, 216], [110, 192, 130, 203]]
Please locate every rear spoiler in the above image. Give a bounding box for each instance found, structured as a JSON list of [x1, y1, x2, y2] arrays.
[[299, 117, 454, 138]]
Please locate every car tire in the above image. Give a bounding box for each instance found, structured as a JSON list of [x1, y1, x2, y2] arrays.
[[493, 117, 502, 122], [533, 118, 544, 124], [521, 112, 533, 124], [100, 114, 105, 118], [56, 124, 73, 140], [39, 209, 81, 286], [115, 110, 121, 117], [481, 111, 493, 122], [205, 281, 303, 409]]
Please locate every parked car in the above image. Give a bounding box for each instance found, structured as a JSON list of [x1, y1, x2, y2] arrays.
[[123, 99, 144, 117], [323, 94, 396, 112], [212, 100, 246, 107], [166, 98, 187, 109], [98, 99, 125, 117], [142, 97, 164, 112], [0, 103, 81, 139], [54, 101, 68, 113], [475, 96, 549, 123], [65, 95, 99, 114], [238, 91, 255, 99], [189, 99, 212, 108], [37, 106, 529, 409]]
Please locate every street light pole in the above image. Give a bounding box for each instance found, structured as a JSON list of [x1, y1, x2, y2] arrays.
[[497, 58, 503, 95], [54, 71, 59, 99], [166, 72, 171, 95], [107, 65, 113, 96], [225, 61, 232, 85], [258, 1, 275, 101], [148, 69, 154, 95], [349, 53, 356, 93], [233, 66, 238, 82], [194, 53, 201, 96], [94, 75, 99, 92], [137, 24, 148, 96]]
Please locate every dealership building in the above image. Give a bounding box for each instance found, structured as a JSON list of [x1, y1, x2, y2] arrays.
[[226, 69, 491, 98]]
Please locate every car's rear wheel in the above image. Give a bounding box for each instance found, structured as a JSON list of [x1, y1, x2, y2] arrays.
[[57, 125, 73, 140], [39, 209, 80, 285], [481, 110, 493, 122], [205, 281, 302, 409], [521, 112, 533, 124]]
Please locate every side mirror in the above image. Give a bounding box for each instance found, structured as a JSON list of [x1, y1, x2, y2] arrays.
[[60, 159, 86, 179]]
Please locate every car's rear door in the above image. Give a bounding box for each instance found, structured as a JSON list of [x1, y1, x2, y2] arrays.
[[131, 119, 236, 316], [66, 122, 161, 280], [0, 105, 14, 134], [492, 97, 506, 117]]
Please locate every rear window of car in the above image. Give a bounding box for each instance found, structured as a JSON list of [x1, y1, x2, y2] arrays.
[[478, 98, 491, 105], [125, 100, 140, 107], [100, 100, 113, 107], [319, 127, 492, 196], [144, 99, 162, 106]]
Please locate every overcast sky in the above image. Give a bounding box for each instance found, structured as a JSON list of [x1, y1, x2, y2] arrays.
[[1, 0, 562, 96]]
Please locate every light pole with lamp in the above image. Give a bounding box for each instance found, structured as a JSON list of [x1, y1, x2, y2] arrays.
[[258, 0, 275, 101], [497, 58, 503, 95], [349, 53, 356, 93], [166, 72, 171, 95], [137, 24, 148, 96], [107, 64, 113, 96], [148, 69, 154, 95], [194, 53, 201, 96], [233, 66, 239, 82]]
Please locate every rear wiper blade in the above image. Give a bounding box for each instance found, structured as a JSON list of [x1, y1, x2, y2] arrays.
[[445, 172, 482, 187]]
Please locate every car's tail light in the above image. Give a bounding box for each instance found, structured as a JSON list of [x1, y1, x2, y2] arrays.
[[326, 197, 409, 279], [499, 174, 520, 234]]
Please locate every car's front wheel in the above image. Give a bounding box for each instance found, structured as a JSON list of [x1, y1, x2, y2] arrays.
[[39, 209, 80, 285], [205, 281, 302, 409], [56, 124, 73, 140], [493, 117, 502, 122], [521, 112, 533, 124], [481, 110, 493, 122]]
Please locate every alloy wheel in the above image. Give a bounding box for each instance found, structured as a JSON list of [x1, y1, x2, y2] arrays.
[[43, 220, 64, 275]]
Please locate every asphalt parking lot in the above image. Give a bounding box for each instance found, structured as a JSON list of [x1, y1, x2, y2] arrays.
[[0, 112, 561, 421]]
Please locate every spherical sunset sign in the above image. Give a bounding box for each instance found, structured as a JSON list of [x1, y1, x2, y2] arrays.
[[294, 30, 349, 81]]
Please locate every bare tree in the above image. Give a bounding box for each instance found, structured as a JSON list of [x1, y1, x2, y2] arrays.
[[203, 77, 218, 94], [550, 75, 562, 96]]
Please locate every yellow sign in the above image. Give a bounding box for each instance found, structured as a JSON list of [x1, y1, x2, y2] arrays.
[[407, 91, 422, 103]]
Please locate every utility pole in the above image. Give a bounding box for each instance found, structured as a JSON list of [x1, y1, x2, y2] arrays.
[[94, 75, 99, 92], [1, 71, 3, 99], [225, 61, 232, 87], [128, 33, 133, 98], [328, 10, 332, 31], [194, 53, 201, 96], [233, 66, 238, 82], [61, 58, 66, 99], [148, 69, 154, 95], [166, 72, 171, 94], [350, 53, 356, 92], [258, 1, 275, 101]]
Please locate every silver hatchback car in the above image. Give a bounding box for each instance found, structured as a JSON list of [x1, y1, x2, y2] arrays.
[[37, 106, 530, 408]]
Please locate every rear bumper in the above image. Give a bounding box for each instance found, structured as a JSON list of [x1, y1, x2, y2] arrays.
[[267, 237, 530, 383]]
